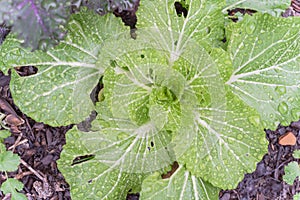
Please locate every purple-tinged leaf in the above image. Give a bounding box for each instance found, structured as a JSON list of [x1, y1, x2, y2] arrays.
[[0, 0, 71, 50]]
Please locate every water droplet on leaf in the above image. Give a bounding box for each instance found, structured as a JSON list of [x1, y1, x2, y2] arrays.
[[117, 132, 128, 140], [288, 97, 294, 102], [275, 86, 286, 95], [245, 20, 256, 34], [291, 108, 300, 119], [278, 102, 288, 114], [248, 115, 260, 127]]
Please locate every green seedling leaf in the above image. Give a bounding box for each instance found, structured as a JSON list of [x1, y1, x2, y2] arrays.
[[283, 161, 300, 185], [140, 164, 219, 200], [294, 150, 300, 159], [0, 130, 11, 140], [0, 8, 127, 126], [1, 178, 26, 200], [224, 0, 290, 16], [226, 13, 300, 129], [0, 144, 20, 171], [294, 193, 300, 200]]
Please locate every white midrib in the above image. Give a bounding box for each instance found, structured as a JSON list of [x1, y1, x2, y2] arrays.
[[171, 0, 199, 63], [225, 52, 300, 85], [60, 41, 98, 60], [95, 122, 155, 178], [24, 71, 100, 107], [93, 136, 140, 199], [115, 66, 152, 92], [195, 116, 221, 141], [195, 115, 247, 169], [227, 29, 300, 85], [191, 176, 200, 200], [197, 177, 212, 200], [225, 65, 278, 84], [179, 171, 190, 199]]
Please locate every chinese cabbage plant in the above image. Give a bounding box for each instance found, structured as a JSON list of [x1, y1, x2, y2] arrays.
[[0, 0, 299, 199]]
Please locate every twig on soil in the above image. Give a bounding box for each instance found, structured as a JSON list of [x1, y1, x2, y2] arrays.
[[8, 132, 27, 151], [7, 138, 28, 150], [24, 117, 35, 139], [20, 159, 54, 199], [274, 158, 293, 180], [20, 159, 46, 182], [2, 194, 11, 200], [15, 171, 33, 180], [232, 189, 241, 200]]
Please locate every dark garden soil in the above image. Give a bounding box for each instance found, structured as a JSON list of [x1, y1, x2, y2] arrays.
[[1, 1, 300, 200]]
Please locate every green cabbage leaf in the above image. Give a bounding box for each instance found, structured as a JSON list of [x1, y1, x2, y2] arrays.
[[0, 9, 127, 126]]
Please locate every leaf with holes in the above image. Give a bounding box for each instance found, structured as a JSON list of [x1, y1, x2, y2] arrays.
[[57, 126, 144, 199], [224, 0, 290, 16], [0, 8, 127, 126], [58, 0, 268, 197], [5, 0, 300, 198], [137, 0, 225, 51]]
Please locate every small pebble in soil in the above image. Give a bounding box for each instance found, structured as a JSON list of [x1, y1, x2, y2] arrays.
[[279, 131, 296, 146]]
